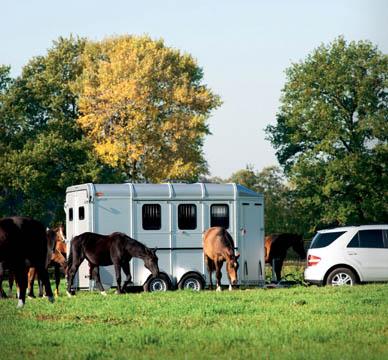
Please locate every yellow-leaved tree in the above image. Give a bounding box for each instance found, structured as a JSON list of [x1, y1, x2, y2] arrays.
[[76, 35, 221, 182]]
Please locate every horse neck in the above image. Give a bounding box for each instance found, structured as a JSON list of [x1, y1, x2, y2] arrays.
[[126, 238, 149, 259]]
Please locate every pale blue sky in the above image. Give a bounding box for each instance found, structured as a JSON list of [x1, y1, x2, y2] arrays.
[[1, 0, 387, 178]]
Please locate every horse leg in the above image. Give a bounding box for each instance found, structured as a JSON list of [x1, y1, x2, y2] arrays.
[[14, 267, 28, 308], [275, 258, 284, 282], [205, 255, 214, 290], [8, 271, 14, 298], [66, 245, 84, 297], [215, 261, 223, 292], [0, 263, 6, 298], [54, 263, 61, 296], [121, 260, 132, 293], [36, 265, 54, 303], [90, 265, 106, 296], [27, 268, 37, 298], [114, 263, 122, 294]]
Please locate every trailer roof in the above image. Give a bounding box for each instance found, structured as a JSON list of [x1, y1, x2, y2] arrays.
[[66, 183, 262, 200]]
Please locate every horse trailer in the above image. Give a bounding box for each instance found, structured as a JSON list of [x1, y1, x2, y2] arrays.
[[64, 183, 265, 291]]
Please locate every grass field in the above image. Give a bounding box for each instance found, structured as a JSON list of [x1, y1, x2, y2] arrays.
[[1, 267, 388, 359]]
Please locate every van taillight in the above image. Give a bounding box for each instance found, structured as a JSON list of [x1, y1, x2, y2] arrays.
[[307, 255, 321, 266]]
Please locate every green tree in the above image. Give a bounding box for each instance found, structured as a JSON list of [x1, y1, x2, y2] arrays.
[[266, 37, 388, 230], [76, 35, 221, 182], [227, 165, 258, 190], [228, 165, 303, 235], [0, 37, 122, 224]]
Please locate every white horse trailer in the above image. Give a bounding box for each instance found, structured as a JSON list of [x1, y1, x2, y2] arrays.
[[64, 183, 265, 291]]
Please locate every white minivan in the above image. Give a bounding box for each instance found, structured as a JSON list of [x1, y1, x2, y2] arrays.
[[304, 225, 388, 286]]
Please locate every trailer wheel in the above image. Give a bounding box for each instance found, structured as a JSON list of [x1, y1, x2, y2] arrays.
[[178, 273, 204, 291], [143, 274, 171, 292]]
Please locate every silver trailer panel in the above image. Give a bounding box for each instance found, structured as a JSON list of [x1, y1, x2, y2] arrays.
[[65, 183, 265, 289]]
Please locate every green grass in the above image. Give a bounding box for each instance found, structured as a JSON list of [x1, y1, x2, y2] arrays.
[[1, 270, 388, 359]]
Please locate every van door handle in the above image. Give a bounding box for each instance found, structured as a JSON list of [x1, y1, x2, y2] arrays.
[[347, 251, 357, 255]]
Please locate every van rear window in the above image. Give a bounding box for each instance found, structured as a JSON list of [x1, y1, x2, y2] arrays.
[[310, 231, 345, 249]]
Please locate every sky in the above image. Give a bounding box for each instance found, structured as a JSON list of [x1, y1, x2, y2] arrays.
[[1, 0, 387, 178]]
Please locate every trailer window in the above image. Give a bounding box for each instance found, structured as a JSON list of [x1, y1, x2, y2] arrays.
[[69, 208, 73, 222], [178, 204, 197, 230], [210, 204, 229, 229], [79, 206, 85, 220], [142, 204, 161, 230]]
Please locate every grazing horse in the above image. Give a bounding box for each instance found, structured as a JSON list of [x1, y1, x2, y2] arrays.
[[203, 227, 240, 291], [0, 217, 54, 307], [264, 233, 306, 282], [66, 232, 159, 296], [27, 225, 67, 298]]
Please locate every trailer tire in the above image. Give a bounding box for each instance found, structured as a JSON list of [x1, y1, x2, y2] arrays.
[[143, 273, 171, 292], [178, 273, 204, 291]]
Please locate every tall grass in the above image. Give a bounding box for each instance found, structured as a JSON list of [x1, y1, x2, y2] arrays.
[[1, 280, 388, 359]]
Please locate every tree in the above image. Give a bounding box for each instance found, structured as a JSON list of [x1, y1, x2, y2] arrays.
[[0, 37, 122, 224], [228, 165, 303, 235], [227, 165, 258, 190], [266, 37, 388, 229], [76, 35, 221, 182]]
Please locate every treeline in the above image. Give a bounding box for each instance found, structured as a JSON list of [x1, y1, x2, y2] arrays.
[[0, 35, 220, 225], [0, 35, 386, 234]]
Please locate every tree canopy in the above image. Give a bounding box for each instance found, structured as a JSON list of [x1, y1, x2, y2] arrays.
[[76, 35, 221, 182], [0, 37, 122, 224], [266, 37, 388, 229]]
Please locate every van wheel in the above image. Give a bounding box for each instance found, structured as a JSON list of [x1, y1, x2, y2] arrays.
[[143, 274, 170, 292], [178, 274, 204, 291], [326, 268, 356, 286]]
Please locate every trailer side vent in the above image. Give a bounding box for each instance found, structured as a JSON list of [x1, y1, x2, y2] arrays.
[[79, 206, 85, 220], [142, 204, 161, 230], [210, 204, 229, 229], [178, 204, 197, 230]]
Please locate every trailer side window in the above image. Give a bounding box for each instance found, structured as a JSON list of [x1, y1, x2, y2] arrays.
[[79, 206, 85, 220], [210, 204, 229, 229], [142, 204, 161, 230], [178, 204, 197, 230], [69, 208, 73, 222]]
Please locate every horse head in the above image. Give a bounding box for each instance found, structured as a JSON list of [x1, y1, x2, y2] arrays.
[[226, 252, 240, 285], [143, 247, 159, 277], [291, 234, 306, 260], [47, 225, 67, 268]]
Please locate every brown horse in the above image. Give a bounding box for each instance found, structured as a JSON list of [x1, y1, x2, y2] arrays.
[[0, 217, 54, 307], [27, 225, 67, 298], [203, 227, 240, 291], [66, 231, 159, 296], [265, 233, 306, 282]]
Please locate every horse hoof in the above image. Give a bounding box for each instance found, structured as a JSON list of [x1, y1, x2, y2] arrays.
[[27, 295, 36, 299], [17, 300, 25, 308], [54, 290, 59, 297], [216, 286, 222, 292], [48, 296, 55, 303], [100, 291, 107, 296], [66, 291, 73, 298], [228, 285, 233, 291]]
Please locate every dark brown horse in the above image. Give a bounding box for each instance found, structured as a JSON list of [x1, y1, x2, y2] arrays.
[[0, 217, 54, 307], [265, 233, 306, 282], [27, 225, 67, 298], [66, 232, 159, 296], [203, 227, 240, 291]]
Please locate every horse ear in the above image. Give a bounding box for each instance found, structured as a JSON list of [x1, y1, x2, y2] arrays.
[[235, 252, 240, 259], [153, 247, 158, 254]]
